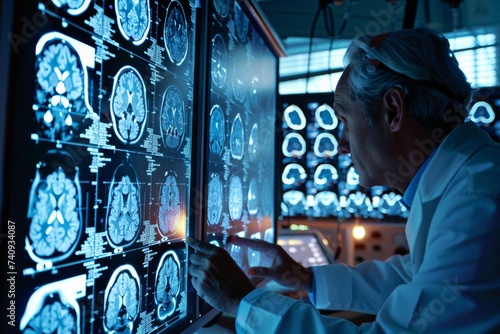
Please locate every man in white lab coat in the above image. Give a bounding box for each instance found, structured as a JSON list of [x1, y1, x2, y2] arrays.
[[188, 27, 500, 333]]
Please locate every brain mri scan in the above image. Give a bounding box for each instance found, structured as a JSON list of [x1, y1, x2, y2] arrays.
[[27, 158, 82, 263], [106, 160, 141, 248], [209, 104, 225, 156], [315, 104, 338, 130], [51, 0, 92, 15], [232, 48, 247, 102], [214, 0, 230, 19], [313, 164, 339, 189], [104, 265, 140, 333], [155, 251, 181, 321], [115, 0, 151, 45], [207, 173, 223, 226], [313, 191, 339, 216], [234, 1, 249, 43], [230, 114, 244, 160], [282, 190, 306, 216], [160, 85, 185, 150], [469, 101, 495, 124], [282, 133, 306, 158], [346, 191, 372, 216], [313, 133, 338, 158], [228, 175, 243, 221], [379, 192, 406, 216], [164, 0, 189, 65], [284, 105, 306, 131], [247, 178, 259, 216], [34, 36, 94, 142], [282, 163, 307, 186], [21, 291, 78, 333], [211, 34, 228, 89], [158, 173, 181, 237], [248, 123, 259, 162], [110, 66, 148, 145], [346, 166, 360, 187]]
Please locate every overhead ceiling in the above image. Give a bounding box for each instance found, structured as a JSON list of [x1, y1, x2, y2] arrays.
[[254, 0, 500, 55]]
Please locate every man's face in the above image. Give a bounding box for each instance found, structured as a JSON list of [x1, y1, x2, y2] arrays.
[[334, 70, 390, 188]]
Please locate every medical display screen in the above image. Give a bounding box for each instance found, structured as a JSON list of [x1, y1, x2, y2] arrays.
[[279, 94, 409, 220], [277, 233, 333, 267], [205, 0, 277, 274], [1, 1, 200, 332]]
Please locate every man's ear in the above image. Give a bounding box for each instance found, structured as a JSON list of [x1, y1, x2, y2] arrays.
[[381, 86, 406, 132]]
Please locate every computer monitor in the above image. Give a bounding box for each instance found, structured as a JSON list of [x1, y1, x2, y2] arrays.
[[278, 229, 336, 267]]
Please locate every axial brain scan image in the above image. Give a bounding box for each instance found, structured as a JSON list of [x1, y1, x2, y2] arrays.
[[27, 166, 81, 261], [209, 105, 225, 156], [282, 163, 307, 186], [104, 265, 140, 332], [282, 133, 306, 157], [314, 164, 339, 188], [161, 85, 185, 150], [211, 34, 228, 89], [314, 133, 338, 158], [234, 1, 249, 43], [115, 0, 151, 45], [228, 175, 243, 221], [230, 114, 244, 160], [207, 173, 223, 226], [164, 0, 189, 65], [111, 66, 148, 145], [315, 104, 338, 130], [51, 0, 92, 15], [155, 251, 181, 321], [106, 162, 141, 248], [34, 37, 92, 142], [158, 173, 181, 237], [214, 0, 230, 18], [284, 104, 307, 130]]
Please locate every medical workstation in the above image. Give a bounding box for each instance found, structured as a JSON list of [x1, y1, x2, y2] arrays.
[[0, 0, 499, 333]]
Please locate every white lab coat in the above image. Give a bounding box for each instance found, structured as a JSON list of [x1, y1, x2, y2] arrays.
[[236, 122, 500, 333]]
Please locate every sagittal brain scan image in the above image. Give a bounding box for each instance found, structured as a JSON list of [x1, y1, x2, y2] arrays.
[[315, 104, 338, 130], [247, 178, 259, 216], [164, 0, 189, 65], [211, 34, 228, 89], [106, 160, 141, 248], [158, 173, 181, 237], [214, 0, 230, 18], [230, 114, 244, 160], [110, 66, 148, 145], [207, 173, 223, 226], [234, 1, 249, 43], [313, 191, 339, 216], [27, 163, 81, 262], [284, 104, 307, 130], [115, 0, 151, 45], [282, 190, 306, 216], [155, 251, 181, 321], [209, 105, 225, 156], [21, 291, 78, 333], [282, 163, 307, 187], [282, 133, 306, 158], [51, 0, 92, 15], [248, 123, 259, 162], [314, 133, 338, 158], [228, 175, 243, 221], [314, 164, 339, 188], [104, 265, 140, 333], [160, 85, 185, 150], [34, 36, 94, 142]]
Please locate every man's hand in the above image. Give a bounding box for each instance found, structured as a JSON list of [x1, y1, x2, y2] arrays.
[[187, 238, 255, 315], [231, 236, 313, 292]]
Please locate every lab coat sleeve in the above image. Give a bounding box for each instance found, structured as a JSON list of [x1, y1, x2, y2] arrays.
[[310, 254, 412, 313]]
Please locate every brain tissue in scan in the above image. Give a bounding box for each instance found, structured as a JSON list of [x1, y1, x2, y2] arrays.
[[314, 133, 338, 158], [158, 173, 181, 237], [230, 114, 244, 160], [315, 104, 338, 130], [234, 1, 249, 43], [209, 105, 225, 156], [314, 164, 339, 189], [211, 34, 227, 89], [161, 85, 185, 150], [207, 173, 223, 226], [27, 164, 81, 262], [284, 105, 306, 130], [282, 163, 307, 187], [214, 0, 230, 19], [115, 0, 150, 45], [104, 265, 140, 333], [51, 0, 92, 15], [106, 162, 141, 248], [282, 133, 306, 158], [155, 251, 181, 321], [111, 66, 148, 145], [34, 38, 92, 142], [164, 0, 188, 65], [228, 175, 243, 221], [22, 291, 78, 333]]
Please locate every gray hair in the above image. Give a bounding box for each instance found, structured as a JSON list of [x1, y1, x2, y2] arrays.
[[343, 28, 471, 128]]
